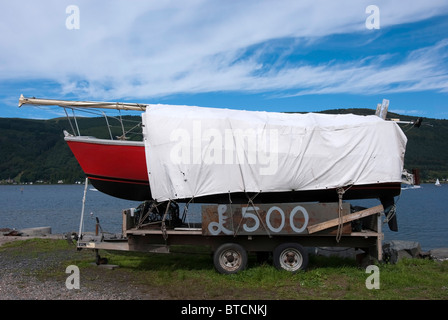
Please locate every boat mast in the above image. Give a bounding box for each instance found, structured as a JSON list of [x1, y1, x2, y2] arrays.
[[18, 94, 148, 111]]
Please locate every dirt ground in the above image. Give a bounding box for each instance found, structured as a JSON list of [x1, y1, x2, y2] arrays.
[[0, 234, 169, 300]]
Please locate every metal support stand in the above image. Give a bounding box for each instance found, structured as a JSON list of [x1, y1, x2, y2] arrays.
[[77, 177, 89, 245]]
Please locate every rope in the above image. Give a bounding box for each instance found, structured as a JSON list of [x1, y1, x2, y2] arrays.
[[161, 200, 172, 241], [247, 191, 272, 238], [136, 201, 159, 229], [233, 192, 263, 235], [181, 197, 195, 228], [383, 203, 397, 225], [228, 191, 236, 237], [335, 184, 354, 243]]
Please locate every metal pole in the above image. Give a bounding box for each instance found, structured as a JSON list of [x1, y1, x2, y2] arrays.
[[77, 178, 89, 246], [18, 94, 148, 111]]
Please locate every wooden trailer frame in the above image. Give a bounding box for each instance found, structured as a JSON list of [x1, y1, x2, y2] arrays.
[[76, 197, 385, 274]]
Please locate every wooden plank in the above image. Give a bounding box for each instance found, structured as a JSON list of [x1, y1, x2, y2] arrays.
[[84, 241, 130, 251], [375, 99, 389, 119], [307, 205, 384, 234], [377, 214, 383, 261], [350, 231, 382, 237], [126, 228, 202, 236]]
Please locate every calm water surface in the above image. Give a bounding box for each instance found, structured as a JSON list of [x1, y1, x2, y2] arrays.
[[352, 184, 448, 251], [0, 184, 137, 234], [1, 183, 447, 251]]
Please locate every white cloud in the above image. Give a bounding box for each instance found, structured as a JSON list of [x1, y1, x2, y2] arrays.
[[1, 0, 448, 100], [278, 39, 448, 96]]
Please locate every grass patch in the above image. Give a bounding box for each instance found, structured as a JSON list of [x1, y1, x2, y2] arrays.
[[2, 238, 448, 300], [0, 238, 71, 254]]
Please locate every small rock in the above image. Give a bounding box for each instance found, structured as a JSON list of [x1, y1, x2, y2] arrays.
[[19, 226, 51, 237], [429, 248, 448, 262], [5, 230, 22, 237], [383, 240, 422, 264]]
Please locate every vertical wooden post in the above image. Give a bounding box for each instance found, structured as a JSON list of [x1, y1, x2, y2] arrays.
[[377, 213, 383, 261]]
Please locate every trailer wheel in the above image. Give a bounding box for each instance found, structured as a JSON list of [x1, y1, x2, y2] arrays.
[[213, 243, 248, 274], [273, 243, 308, 273]]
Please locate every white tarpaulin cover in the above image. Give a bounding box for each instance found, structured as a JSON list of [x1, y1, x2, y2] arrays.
[[142, 105, 407, 202]]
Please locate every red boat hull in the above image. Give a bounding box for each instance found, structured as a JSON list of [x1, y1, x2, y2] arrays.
[[65, 137, 401, 204], [65, 137, 151, 201]]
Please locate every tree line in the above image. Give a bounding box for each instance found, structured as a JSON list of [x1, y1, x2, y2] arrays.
[[1, 110, 446, 185]]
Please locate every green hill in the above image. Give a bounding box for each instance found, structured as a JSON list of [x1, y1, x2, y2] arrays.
[[0, 115, 142, 184], [0, 109, 446, 184]]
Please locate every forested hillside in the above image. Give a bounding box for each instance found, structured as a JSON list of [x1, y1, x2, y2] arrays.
[[0, 115, 142, 184], [1, 109, 446, 184]]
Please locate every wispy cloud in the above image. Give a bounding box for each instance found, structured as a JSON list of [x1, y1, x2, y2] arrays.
[[1, 0, 448, 101], [276, 39, 448, 96]]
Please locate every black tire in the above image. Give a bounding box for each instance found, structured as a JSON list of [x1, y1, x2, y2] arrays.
[[273, 243, 308, 273], [213, 243, 248, 274]]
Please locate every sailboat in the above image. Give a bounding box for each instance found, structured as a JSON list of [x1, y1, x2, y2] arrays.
[[435, 179, 441, 187], [18, 95, 406, 206]]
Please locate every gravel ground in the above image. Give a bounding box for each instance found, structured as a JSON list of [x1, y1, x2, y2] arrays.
[[0, 236, 166, 300]]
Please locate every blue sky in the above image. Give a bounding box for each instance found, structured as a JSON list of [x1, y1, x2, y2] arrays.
[[1, 0, 448, 119]]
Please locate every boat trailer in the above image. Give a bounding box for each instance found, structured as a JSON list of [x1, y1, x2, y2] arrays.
[[76, 181, 386, 274]]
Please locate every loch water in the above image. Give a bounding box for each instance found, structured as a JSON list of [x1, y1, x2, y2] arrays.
[[1, 183, 447, 251]]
